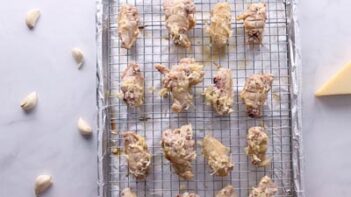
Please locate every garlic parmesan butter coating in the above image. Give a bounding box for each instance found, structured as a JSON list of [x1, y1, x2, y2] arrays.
[[206, 2, 232, 48], [245, 127, 270, 167], [155, 58, 204, 113], [204, 68, 233, 115], [240, 73, 273, 118], [163, 0, 196, 48], [237, 3, 267, 44], [121, 63, 144, 107], [161, 124, 196, 180], [118, 4, 140, 49], [122, 131, 151, 179]]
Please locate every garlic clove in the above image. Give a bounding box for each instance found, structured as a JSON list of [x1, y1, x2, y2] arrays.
[[34, 174, 53, 196], [20, 91, 38, 111], [71, 48, 85, 69], [25, 9, 41, 29], [78, 117, 92, 135]]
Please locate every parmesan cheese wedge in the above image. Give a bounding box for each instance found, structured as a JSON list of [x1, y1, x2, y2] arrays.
[[315, 63, 351, 96]]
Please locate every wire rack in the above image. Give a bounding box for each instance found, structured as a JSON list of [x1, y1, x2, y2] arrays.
[[97, 0, 301, 196]]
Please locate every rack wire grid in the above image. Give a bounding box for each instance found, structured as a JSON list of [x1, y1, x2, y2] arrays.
[[98, 0, 299, 196]]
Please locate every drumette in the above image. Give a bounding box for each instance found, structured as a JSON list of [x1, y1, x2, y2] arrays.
[[121, 187, 137, 197], [122, 131, 151, 179], [121, 63, 144, 107], [161, 124, 196, 180], [202, 135, 234, 176], [163, 0, 196, 48], [206, 2, 232, 48], [240, 73, 273, 118], [216, 185, 236, 197], [204, 68, 233, 115], [236, 3, 267, 44], [249, 176, 278, 197], [177, 192, 199, 197], [118, 4, 140, 49], [245, 127, 270, 167]]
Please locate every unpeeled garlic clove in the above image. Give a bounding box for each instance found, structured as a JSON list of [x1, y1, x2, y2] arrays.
[[25, 9, 41, 29], [20, 91, 38, 111], [72, 48, 85, 69], [34, 174, 53, 196], [78, 117, 92, 135]]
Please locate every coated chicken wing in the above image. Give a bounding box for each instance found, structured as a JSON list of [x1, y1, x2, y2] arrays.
[[202, 135, 234, 176], [249, 176, 278, 197], [163, 0, 196, 48], [122, 131, 151, 179], [204, 68, 233, 115], [236, 3, 267, 44], [121, 63, 144, 107], [216, 185, 236, 197], [118, 4, 140, 49], [121, 187, 137, 197], [240, 73, 273, 118], [177, 192, 199, 197], [155, 58, 204, 113], [245, 127, 270, 167], [161, 124, 196, 180], [206, 2, 232, 48]]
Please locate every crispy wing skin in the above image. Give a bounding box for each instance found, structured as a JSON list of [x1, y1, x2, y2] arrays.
[[236, 3, 267, 44], [121, 63, 144, 107], [121, 187, 137, 197], [216, 185, 236, 197], [155, 58, 204, 113], [163, 0, 196, 48], [245, 127, 270, 167], [204, 68, 233, 115], [177, 192, 199, 197], [118, 4, 140, 49], [202, 135, 234, 176], [122, 131, 151, 179], [206, 2, 232, 48], [240, 73, 273, 118], [161, 124, 196, 180], [249, 176, 278, 197]]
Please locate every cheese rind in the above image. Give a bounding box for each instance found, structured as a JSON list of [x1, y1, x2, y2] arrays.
[[315, 63, 351, 96]]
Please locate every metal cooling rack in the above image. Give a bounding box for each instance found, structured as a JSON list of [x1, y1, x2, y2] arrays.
[[96, 0, 303, 196]]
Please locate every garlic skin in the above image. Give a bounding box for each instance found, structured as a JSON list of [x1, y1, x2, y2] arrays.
[[71, 48, 85, 69], [25, 9, 41, 29], [78, 117, 92, 135], [20, 91, 38, 111], [34, 174, 53, 196]]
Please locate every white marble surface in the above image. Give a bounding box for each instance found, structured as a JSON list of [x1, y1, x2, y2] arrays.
[[300, 0, 351, 196], [1, 0, 351, 196], [0, 0, 97, 196]]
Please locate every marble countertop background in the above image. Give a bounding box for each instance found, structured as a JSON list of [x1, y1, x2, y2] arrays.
[[0, 0, 351, 196]]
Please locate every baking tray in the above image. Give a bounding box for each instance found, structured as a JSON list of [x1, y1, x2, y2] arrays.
[[96, 0, 304, 196]]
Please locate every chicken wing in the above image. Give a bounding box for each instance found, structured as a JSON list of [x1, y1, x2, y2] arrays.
[[121, 63, 144, 107], [161, 124, 196, 180], [204, 68, 233, 115], [163, 0, 196, 48], [121, 187, 137, 197], [118, 4, 140, 49], [155, 58, 204, 113], [122, 131, 151, 179], [249, 176, 278, 197], [202, 135, 234, 176], [216, 185, 236, 197], [245, 127, 270, 167], [206, 2, 232, 48], [240, 73, 273, 118], [177, 192, 199, 197], [236, 3, 267, 44]]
